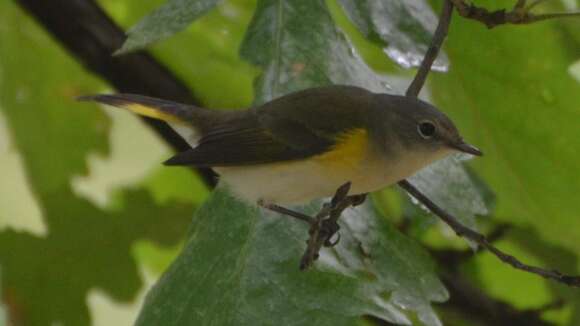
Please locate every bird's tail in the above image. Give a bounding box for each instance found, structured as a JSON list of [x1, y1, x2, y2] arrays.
[[78, 93, 212, 147]]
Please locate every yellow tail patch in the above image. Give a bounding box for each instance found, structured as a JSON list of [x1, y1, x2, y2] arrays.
[[124, 104, 184, 123]]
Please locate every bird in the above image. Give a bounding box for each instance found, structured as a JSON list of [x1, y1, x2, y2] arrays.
[[79, 85, 481, 207]]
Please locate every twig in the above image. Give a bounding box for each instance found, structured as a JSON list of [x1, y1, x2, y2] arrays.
[[406, 0, 454, 98], [399, 180, 580, 287], [449, 0, 580, 29]]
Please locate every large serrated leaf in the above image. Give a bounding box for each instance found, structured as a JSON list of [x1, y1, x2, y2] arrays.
[[137, 1, 449, 325], [117, 0, 224, 54], [337, 0, 448, 71]]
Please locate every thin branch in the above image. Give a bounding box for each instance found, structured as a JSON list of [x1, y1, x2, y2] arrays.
[[428, 223, 512, 267], [15, 0, 217, 187], [401, 0, 580, 287], [399, 180, 580, 287], [406, 0, 454, 97]]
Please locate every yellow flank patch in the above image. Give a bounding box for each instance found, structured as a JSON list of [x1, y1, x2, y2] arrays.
[[125, 104, 184, 123], [314, 128, 369, 170]]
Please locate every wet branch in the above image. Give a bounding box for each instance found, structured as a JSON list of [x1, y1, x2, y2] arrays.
[[406, 0, 453, 98], [401, 0, 580, 288]]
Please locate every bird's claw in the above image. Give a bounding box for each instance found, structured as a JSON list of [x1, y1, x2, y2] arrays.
[[324, 232, 341, 247], [321, 219, 341, 247]]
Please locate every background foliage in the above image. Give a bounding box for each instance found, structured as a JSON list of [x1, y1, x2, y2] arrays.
[[0, 0, 579, 325]]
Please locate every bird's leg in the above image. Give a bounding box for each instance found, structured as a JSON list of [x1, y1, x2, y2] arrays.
[[258, 201, 316, 224]]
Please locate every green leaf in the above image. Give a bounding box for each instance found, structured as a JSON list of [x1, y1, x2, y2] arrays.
[[337, 0, 448, 70], [101, 0, 258, 108], [239, 0, 393, 101], [136, 189, 447, 326], [431, 0, 580, 266], [117, 0, 224, 54]]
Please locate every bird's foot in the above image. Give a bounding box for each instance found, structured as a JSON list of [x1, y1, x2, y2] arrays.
[[300, 182, 368, 270], [259, 182, 368, 270]]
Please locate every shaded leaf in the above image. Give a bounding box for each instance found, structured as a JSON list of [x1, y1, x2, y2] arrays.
[[0, 4, 196, 325], [337, 0, 448, 70], [117, 0, 224, 54], [0, 190, 193, 326]]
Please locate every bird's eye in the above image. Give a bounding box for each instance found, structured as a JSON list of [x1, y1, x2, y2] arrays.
[[418, 121, 436, 139]]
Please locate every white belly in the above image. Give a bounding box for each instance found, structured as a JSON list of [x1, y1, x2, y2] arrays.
[[214, 148, 448, 205]]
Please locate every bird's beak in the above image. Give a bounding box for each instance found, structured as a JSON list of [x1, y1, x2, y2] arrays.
[[449, 141, 483, 156]]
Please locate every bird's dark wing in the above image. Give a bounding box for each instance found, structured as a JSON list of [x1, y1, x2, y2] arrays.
[[163, 114, 337, 166], [164, 86, 372, 167]]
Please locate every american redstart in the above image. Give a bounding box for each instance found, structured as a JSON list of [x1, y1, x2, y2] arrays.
[[79, 85, 481, 205]]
